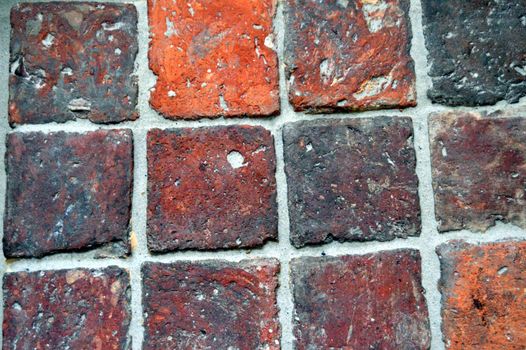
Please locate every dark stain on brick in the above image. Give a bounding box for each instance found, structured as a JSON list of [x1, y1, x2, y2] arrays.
[[284, 0, 416, 113], [437, 240, 526, 349], [142, 259, 280, 349], [9, 2, 139, 125], [291, 249, 430, 349], [422, 0, 526, 106], [283, 117, 420, 247], [147, 126, 277, 252], [4, 130, 133, 258], [3, 267, 131, 349], [429, 109, 526, 232]]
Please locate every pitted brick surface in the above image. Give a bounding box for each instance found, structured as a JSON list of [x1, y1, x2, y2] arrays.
[[148, 0, 279, 119], [422, 0, 526, 106], [3, 267, 131, 350], [283, 117, 420, 247], [430, 109, 526, 232], [291, 250, 430, 349], [4, 130, 133, 258], [147, 126, 277, 252], [142, 259, 280, 349], [284, 0, 416, 113], [438, 240, 526, 349], [9, 2, 139, 125]]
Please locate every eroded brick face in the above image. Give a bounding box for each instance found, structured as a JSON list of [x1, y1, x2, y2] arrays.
[[438, 240, 526, 349], [291, 250, 430, 349], [422, 0, 526, 106], [3, 267, 131, 350], [142, 259, 280, 349], [148, 0, 279, 119], [284, 0, 416, 113], [4, 130, 133, 258], [147, 126, 277, 252], [283, 117, 420, 247], [9, 3, 139, 125], [429, 110, 526, 232]]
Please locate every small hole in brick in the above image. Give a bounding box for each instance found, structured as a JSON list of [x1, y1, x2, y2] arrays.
[[200, 329, 207, 335], [12, 302, 22, 311], [227, 151, 245, 169]]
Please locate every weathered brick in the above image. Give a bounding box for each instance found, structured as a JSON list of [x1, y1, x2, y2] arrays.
[[283, 117, 420, 247], [422, 0, 526, 106], [291, 250, 430, 349], [9, 3, 138, 125], [437, 240, 526, 349], [3, 267, 131, 349], [142, 259, 280, 349], [284, 0, 416, 113], [429, 109, 526, 232], [147, 126, 277, 252], [148, 0, 279, 119], [4, 130, 133, 258]]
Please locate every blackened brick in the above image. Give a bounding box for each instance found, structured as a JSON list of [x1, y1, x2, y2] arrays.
[[4, 130, 133, 258]]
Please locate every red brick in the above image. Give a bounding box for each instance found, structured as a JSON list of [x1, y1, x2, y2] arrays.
[[437, 240, 526, 349], [148, 0, 279, 119], [147, 126, 277, 252], [3, 267, 131, 350], [9, 3, 138, 125], [291, 250, 430, 349], [284, 0, 415, 113], [283, 117, 420, 247], [4, 130, 133, 258], [430, 109, 526, 232], [142, 259, 280, 349]]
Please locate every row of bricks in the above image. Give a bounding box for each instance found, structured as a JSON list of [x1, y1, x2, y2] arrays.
[[4, 240, 525, 349], [9, 1, 526, 124], [4, 108, 525, 258]]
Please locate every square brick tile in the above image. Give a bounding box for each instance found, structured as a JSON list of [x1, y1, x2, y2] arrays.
[[147, 126, 277, 252], [422, 0, 526, 106], [148, 0, 279, 119], [291, 250, 430, 349], [4, 130, 133, 258], [429, 109, 526, 232], [142, 259, 280, 349], [283, 117, 420, 247], [9, 2, 138, 125], [438, 240, 526, 349], [3, 267, 131, 349], [284, 0, 416, 112]]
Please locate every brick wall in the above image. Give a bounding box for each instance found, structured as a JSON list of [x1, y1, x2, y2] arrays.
[[0, 0, 525, 349]]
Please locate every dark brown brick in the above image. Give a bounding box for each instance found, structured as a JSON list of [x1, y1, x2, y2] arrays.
[[148, 0, 279, 119], [437, 240, 526, 349], [3, 267, 131, 350], [291, 250, 430, 349], [284, 0, 416, 113], [9, 2, 138, 125], [430, 109, 526, 232], [422, 0, 526, 106], [147, 126, 277, 252], [283, 117, 420, 247], [142, 259, 280, 349], [4, 130, 133, 258]]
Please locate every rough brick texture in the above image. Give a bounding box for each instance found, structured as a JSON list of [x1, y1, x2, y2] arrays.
[[147, 126, 277, 252], [9, 3, 139, 125], [291, 250, 430, 349], [284, 0, 416, 113], [438, 240, 526, 349], [3, 267, 131, 350], [142, 259, 280, 349], [422, 0, 526, 106], [430, 109, 526, 232], [148, 0, 279, 119], [4, 130, 133, 258], [283, 117, 420, 247]]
